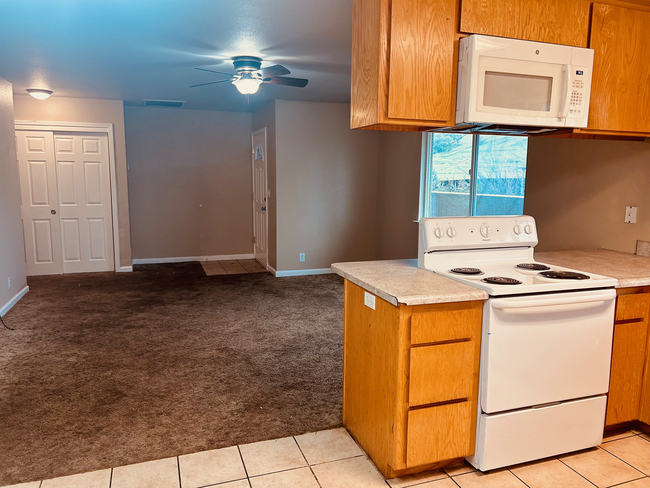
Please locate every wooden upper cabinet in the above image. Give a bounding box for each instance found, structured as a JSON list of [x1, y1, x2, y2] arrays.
[[587, 4, 650, 134], [351, 0, 459, 130], [460, 0, 591, 47], [387, 0, 456, 121]]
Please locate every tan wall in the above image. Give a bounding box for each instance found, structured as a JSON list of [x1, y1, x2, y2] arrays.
[[124, 106, 253, 259], [376, 131, 423, 260], [252, 101, 277, 270], [0, 78, 27, 311], [275, 100, 379, 271], [13, 95, 132, 268], [524, 137, 650, 253]]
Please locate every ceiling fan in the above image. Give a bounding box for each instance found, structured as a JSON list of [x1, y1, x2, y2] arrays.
[[190, 56, 309, 95]]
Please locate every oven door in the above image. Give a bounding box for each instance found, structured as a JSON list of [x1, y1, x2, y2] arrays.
[[481, 289, 615, 413]]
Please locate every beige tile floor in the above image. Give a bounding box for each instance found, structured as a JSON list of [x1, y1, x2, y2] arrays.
[[201, 259, 268, 276], [5, 428, 650, 488]]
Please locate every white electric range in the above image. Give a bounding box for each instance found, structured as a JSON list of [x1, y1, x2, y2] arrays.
[[418, 215, 618, 471]]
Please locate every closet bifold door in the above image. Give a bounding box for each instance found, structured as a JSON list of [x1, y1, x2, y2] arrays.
[[16, 130, 63, 276]]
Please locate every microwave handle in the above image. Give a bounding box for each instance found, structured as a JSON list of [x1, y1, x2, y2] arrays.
[[558, 64, 573, 119]]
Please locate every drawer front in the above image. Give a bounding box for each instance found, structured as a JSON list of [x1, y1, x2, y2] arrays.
[[406, 401, 474, 467], [411, 308, 481, 345], [409, 341, 476, 407], [615, 293, 650, 322]]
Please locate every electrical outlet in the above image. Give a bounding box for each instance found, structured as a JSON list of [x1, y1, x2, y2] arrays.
[[625, 206, 637, 224], [364, 291, 376, 310], [7, 277, 11, 289], [299, 253, 306, 262]]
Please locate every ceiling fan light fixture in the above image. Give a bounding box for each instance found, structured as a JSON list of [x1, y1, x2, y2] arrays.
[[26, 88, 53, 100], [232, 73, 262, 95]]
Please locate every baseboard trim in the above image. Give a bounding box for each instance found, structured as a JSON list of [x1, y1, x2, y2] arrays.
[[275, 268, 334, 277], [0, 286, 29, 317], [132, 254, 255, 265], [267, 265, 277, 276], [117, 266, 133, 273]]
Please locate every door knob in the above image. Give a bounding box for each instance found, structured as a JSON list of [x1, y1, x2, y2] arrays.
[[261, 207, 266, 211], [51, 210, 57, 215]]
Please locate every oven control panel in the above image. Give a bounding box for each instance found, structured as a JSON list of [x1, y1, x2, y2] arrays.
[[419, 216, 538, 252]]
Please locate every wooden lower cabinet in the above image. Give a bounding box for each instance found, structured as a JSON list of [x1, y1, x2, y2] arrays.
[[606, 290, 650, 426], [342, 279, 482, 478]]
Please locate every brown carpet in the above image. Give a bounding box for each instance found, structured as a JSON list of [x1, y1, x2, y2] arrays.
[[0, 263, 344, 485]]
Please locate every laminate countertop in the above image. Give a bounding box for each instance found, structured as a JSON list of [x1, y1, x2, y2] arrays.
[[331, 259, 488, 306], [535, 249, 650, 288]]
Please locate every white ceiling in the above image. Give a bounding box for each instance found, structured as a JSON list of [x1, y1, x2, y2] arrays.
[[0, 0, 353, 112]]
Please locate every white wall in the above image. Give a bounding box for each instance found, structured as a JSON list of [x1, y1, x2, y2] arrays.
[[274, 100, 380, 271], [125, 106, 254, 260], [0, 77, 27, 313], [524, 137, 650, 253]]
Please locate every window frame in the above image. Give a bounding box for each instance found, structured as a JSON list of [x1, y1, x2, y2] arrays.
[[419, 132, 527, 219]]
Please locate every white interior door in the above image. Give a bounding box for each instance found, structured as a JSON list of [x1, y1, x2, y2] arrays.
[[17, 130, 115, 275], [54, 133, 114, 273], [252, 129, 268, 268], [16, 130, 63, 276]]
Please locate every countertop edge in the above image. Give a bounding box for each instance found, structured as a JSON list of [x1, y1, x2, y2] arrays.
[[331, 263, 489, 306]]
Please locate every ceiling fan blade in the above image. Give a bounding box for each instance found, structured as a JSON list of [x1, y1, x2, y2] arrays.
[[195, 67, 235, 76], [263, 76, 309, 88], [260, 64, 291, 77], [189, 79, 232, 88]]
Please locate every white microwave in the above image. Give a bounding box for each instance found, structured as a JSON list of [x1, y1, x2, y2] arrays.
[[456, 35, 594, 128]]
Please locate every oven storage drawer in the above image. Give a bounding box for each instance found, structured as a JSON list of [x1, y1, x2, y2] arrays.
[[411, 309, 481, 345], [406, 401, 474, 467], [409, 341, 476, 406], [468, 396, 607, 471]]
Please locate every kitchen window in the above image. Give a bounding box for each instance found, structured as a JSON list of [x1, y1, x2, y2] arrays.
[[420, 133, 528, 218]]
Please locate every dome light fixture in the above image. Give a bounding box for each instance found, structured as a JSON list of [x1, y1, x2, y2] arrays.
[[27, 89, 53, 100], [232, 72, 262, 95]]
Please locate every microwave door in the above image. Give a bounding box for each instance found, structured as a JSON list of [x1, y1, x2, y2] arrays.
[[471, 57, 569, 127]]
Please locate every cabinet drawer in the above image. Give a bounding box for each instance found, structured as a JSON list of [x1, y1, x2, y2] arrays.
[[409, 341, 476, 407], [411, 308, 481, 345], [615, 293, 650, 322], [406, 401, 474, 467]]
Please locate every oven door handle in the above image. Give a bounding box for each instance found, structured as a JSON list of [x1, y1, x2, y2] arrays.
[[492, 290, 615, 312]]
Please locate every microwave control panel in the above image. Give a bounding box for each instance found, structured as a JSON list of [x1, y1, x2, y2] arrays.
[[569, 69, 587, 117]]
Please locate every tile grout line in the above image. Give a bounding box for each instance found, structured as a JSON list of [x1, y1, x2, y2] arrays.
[[291, 436, 323, 488], [598, 441, 650, 477], [109, 467, 113, 488], [177, 456, 182, 488], [507, 467, 532, 488], [236, 445, 251, 484], [555, 453, 604, 487]]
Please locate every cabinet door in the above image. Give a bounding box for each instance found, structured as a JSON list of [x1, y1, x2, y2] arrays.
[[606, 293, 650, 425], [589, 4, 650, 133], [387, 0, 456, 122], [460, 0, 590, 47]]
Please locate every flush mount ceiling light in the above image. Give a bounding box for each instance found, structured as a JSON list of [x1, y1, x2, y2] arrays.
[[190, 55, 308, 95], [232, 72, 263, 94], [26, 89, 53, 100]]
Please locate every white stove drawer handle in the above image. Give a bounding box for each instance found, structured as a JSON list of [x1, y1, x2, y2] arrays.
[[492, 290, 615, 311]]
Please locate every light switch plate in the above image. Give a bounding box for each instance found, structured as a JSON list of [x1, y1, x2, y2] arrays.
[[364, 291, 376, 310]]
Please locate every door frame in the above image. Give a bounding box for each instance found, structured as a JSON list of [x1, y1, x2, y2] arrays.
[[251, 127, 269, 270], [15, 121, 123, 272]]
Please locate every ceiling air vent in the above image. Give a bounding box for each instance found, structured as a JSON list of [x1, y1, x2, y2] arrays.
[[143, 99, 186, 108]]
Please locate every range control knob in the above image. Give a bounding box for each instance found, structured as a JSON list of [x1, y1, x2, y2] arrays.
[[480, 224, 491, 238], [524, 224, 533, 235], [513, 224, 521, 235], [447, 227, 456, 238], [434, 227, 443, 239]]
